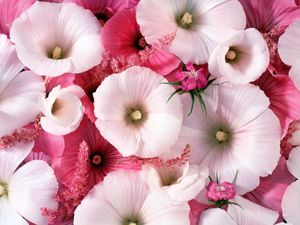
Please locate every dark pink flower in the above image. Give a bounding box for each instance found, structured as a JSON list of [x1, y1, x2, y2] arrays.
[[0, 0, 35, 36], [254, 71, 300, 136], [206, 181, 236, 202], [53, 116, 139, 191], [176, 62, 208, 91], [101, 8, 180, 75]]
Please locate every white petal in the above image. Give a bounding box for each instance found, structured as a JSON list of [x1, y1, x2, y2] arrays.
[[10, 2, 103, 76], [282, 181, 300, 225], [278, 20, 300, 66], [209, 28, 269, 84], [0, 198, 28, 225], [9, 160, 58, 225], [287, 146, 300, 179], [94, 66, 183, 158], [0, 141, 33, 181], [228, 196, 279, 225], [288, 60, 300, 91], [198, 208, 237, 225]]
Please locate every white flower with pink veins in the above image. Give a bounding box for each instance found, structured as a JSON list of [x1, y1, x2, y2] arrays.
[[74, 170, 190, 225], [0, 141, 58, 225], [172, 84, 281, 194], [0, 34, 45, 138], [136, 0, 246, 64], [10, 1, 104, 77]]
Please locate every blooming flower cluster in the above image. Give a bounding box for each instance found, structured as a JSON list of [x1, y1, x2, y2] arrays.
[[0, 0, 300, 224]]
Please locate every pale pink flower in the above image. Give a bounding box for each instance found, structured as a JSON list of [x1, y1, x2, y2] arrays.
[[143, 163, 208, 203], [0, 34, 45, 138], [93, 66, 183, 158], [0, 0, 35, 36], [136, 0, 246, 64], [10, 2, 104, 77], [240, 0, 300, 75], [278, 20, 300, 90], [0, 141, 58, 225], [74, 170, 190, 225], [209, 28, 269, 84], [39, 85, 85, 135], [199, 196, 279, 225], [172, 84, 281, 194], [281, 147, 300, 225]]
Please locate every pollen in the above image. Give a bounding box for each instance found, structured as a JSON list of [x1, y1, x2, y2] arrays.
[[52, 46, 63, 60], [0, 183, 8, 197], [225, 49, 237, 61], [131, 110, 142, 121], [181, 12, 193, 26], [215, 130, 228, 142]]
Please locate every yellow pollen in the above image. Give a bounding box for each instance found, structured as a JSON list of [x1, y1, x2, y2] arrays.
[[131, 110, 142, 121], [215, 131, 227, 142], [0, 183, 7, 197], [52, 46, 63, 60], [225, 50, 237, 61], [181, 12, 193, 25]]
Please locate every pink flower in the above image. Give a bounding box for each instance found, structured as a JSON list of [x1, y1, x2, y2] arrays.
[[254, 71, 300, 137], [63, 0, 137, 26], [240, 0, 300, 75], [0, 0, 35, 36], [53, 116, 138, 191], [206, 181, 236, 202], [176, 63, 208, 91], [101, 8, 180, 75]]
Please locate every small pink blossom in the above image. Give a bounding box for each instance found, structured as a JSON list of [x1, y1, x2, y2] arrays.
[[176, 62, 208, 91], [206, 181, 236, 202]]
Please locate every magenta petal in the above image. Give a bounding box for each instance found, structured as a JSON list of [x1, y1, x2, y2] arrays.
[[145, 49, 180, 75], [255, 72, 300, 136], [176, 71, 188, 81], [101, 8, 139, 56], [182, 77, 197, 91]]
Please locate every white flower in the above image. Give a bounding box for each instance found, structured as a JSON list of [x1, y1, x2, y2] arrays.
[[199, 196, 278, 225], [281, 147, 300, 225], [278, 19, 300, 90], [143, 163, 208, 203], [39, 85, 85, 135], [136, 0, 246, 64], [172, 84, 281, 194], [10, 2, 104, 77], [93, 66, 183, 158], [0, 141, 58, 225], [0, 34, 45, 138], [74, 170, 190, 225], [209, 28, 269, 84]]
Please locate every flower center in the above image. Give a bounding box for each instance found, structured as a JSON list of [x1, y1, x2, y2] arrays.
[[225, 49, 237, 62], [89, 152, 103, 167], [181, 12, 193, 26], [52, 46, 63, 60], [0, 183, 8, 198], [131, 110, 142, 121], [215, 130, 228, 143]]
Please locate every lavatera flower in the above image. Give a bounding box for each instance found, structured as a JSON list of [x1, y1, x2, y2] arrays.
[[142, 163, 208, 203], [0, 141, 58, 225], [10, 1, 104, 77], [209, 28, 269, 84], [39, 85, 85, 135]]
